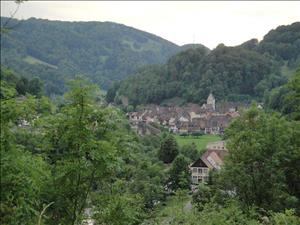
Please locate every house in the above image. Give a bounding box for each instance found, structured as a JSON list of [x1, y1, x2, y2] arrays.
[[190, 158, 210, 184], [190, 141, 228, 184], [205, 114, 231, 134]]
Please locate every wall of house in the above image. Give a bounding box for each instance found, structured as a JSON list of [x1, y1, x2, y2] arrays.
[[191, 167, 209, 184]]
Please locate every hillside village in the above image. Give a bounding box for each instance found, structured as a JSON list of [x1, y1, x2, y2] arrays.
[[127, 94, 242, 135], [2, 3, 299, 224]]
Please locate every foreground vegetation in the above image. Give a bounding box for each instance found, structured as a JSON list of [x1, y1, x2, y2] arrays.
[[1, 67, 299, 224]]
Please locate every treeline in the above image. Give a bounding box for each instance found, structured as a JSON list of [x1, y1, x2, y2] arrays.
[[108, 22, 300, 106], [0, 67, 43, 98], [265, 68, 300, 120]]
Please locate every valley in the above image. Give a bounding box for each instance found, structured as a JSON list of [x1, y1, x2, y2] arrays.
[[1, 4, 300, 224]]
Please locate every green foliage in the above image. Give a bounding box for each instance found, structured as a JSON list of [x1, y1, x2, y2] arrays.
[[1, 67, 43, 98], [145, 198, 261, 225], [168, 154, 191, 190], [220, 106, 300, 212], [2, 18, 300, 223], [0, 87, 50, 225], [282, 69, 300, 120], [113, 44, 283, 105], [190, 201, 260, 225], [93, 194, 145, 225], [180, 143, 199, 161], [270, 209, 300, 225], [1, 16, 181, 94], [1, 74, 167, 224], [258, 22, 300, 64], [110, 22, 300, 106], [158, 134, 179, 163], [0, 148, 50, 225], [265, 68, 300, 120], [192, 184, 214, 211], [42, 78, 119, 224]]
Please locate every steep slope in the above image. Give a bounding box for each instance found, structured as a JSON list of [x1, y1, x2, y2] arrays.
[[258, 22, 300, 64], [109, 22, 300, 106], [1, 17, 181, 94], [110, 46, 279, 106]]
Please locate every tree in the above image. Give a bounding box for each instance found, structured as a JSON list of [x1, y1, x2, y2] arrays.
[[158, 135, 179, 163], [265, 68, 300, 121], [0, 88, 50, 225], [168, 154, 191, 190], [0, 148, 50, 225], [282, 69, 300, 120], [220, 106, 300, 212], [192, 184, 214, 211], [43, 78, 118, 224], [16, 76, 29, 95], [180, 142, 199, 161], [93, 194, 145, 225], [28, 77, 43, 96], [270, 209, 300, 225]]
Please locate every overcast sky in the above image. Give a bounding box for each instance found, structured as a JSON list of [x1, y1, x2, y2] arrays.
[[1, 1, 300, 49]]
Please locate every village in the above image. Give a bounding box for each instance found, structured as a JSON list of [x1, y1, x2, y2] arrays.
[[127, 93, 242, 135], [126, 94, 240, 187]]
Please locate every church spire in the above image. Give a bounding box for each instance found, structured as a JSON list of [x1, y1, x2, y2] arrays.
[[207, 93, 215, 111]]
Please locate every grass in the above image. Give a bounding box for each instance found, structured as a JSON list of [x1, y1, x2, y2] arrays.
[[122, 39, 161, 53], [175, 134, 222, 151], [23, 55, 58, 69], [142, 193, 191, 225]]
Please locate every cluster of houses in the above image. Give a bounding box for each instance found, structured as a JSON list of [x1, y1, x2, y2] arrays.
[[190, 141, 228, 184], [127, 94, 240, 135]]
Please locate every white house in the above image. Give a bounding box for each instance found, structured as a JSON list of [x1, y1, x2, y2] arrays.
[[190, 158, 210, 184], [190, 141, 228, 184]]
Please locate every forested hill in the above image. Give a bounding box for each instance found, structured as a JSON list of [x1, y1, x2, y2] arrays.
[[0, 17, 187, 94], [108, 22, 300, 106]]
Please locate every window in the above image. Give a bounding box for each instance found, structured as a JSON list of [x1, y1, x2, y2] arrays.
[[198, 168, 202, 174], [192, 168, 197, 173]]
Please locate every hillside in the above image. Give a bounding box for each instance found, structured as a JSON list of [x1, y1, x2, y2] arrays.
[[108, 22, 300, 106], [258, 22, 300, 64], [1, 17, 184, 94]]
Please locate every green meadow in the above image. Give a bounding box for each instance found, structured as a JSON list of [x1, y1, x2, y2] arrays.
[[174, 134, 222, 151]]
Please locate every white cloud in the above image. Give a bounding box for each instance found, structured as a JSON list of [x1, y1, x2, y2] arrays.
[[1, 1, 300, 48]]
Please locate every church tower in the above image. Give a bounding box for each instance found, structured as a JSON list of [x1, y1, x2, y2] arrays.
[[207, 93, 215, 111]]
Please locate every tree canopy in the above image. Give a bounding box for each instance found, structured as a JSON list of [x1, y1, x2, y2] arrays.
[[109, 22, 300, 106]]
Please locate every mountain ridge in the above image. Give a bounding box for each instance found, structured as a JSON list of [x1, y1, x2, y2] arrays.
[[108, 22, 300, 106], [1, 16, 206, 94]]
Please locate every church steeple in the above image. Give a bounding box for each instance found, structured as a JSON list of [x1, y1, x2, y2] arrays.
[[207, 93, 215, 111]]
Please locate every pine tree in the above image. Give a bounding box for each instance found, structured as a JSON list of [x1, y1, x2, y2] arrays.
[[158, 135, 179, 163]]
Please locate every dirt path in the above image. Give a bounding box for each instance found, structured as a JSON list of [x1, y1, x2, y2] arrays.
[[184, 200, 192, 212]]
